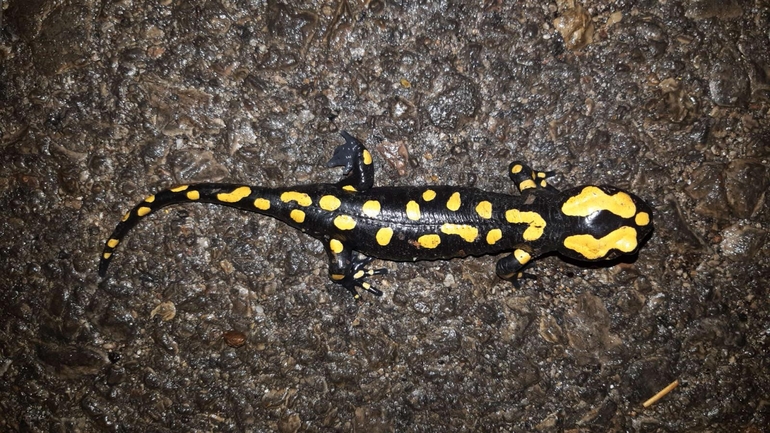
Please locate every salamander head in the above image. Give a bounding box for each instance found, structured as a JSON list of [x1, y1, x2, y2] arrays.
[[555, 185, 653, 262]]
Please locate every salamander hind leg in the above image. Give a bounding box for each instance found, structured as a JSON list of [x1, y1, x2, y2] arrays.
[[327, 131, 375, 192], [495, 247, 538, 289], [508, 161, 559, 193], [326, 240, 387, 299]]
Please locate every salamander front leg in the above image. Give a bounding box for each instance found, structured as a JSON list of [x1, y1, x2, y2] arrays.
[[495, 248, 537, 288], [325, 239, 387, 299], [508, 161, 559, 193]]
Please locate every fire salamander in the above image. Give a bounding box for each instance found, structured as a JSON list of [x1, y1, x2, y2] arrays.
[[100, 131, 653, 298]]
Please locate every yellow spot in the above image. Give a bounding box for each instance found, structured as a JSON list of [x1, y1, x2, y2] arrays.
[[562, 186, 636, 218], [254, 198, 271, 210], [217, 186, 251, 203], [505, 209, 547, 241], [563, 226, 638, 260], [540, 180, 548, 188], [342, 185, 357, 192], [537, 172, 547, 179], [511, 164, 523, 174], [446, 192, 461, 211], [635, 212, 650, 226], [363, 149, 373, 165], [121, 212, 130, 222], [107, 238, 120, 248], [354, 270, 365, 279], [406, 200, 421, 220], [186, 190, 200, 200], [281, 191, 312, 207], [290, 209, 305, 223], [145, 195, 155, 203], [514, 249, 531, 265], [422, 189, 436, 201], [331, 273, 345, 280], [138, 206, 152, 217], [417, 234, 441, 249], [330, 239, 344, 253], [486, 229, 502, 245], [334, 215, 357, 230], [440, 224, 479, 243], [319, 195, 341, 211], [475, 201, 492, 219], [170, 185, 189, 192], [376, 227, 393, 246], [102, 252, 112, 259], [362, 200, 381, 217], [519, 179, 536, 190]]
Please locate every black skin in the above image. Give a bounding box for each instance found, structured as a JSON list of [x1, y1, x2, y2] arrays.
[[100, 132, 654, 298]]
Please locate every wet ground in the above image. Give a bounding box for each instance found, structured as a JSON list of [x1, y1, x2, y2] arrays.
[[1, 0, 768, 431]]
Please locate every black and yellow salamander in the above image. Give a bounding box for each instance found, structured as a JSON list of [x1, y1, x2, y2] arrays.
[[99, 131, 653, 298]]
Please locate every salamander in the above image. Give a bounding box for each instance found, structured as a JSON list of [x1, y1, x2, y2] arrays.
[[99, 131, 653, 298]]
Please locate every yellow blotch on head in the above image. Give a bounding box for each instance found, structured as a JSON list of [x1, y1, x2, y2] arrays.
[[342, 185, 357, 192], [217, 186, 251, 203], [254, 198, 271, 210], [376, 227, 394, 246], [563, 226, 638, 260], [440, 224, 479, 243], [511, 164, 523, 174], [406, 200, 421, 220], [513, 249, 531, 265], [319, 195, 341, 211], [186, 190, 200, 200], [417, 234, 441, 249], [137, 206, 152, 217], [446, 192, 461, 211], [281, 191, 312, 207], [144, 195, 155, 203], [635, 212, 650, 226], [363, 149, 373, 165], [486, 228, 502, 245], [329, 239, 344, 254], [107, 238, 120, 248], [334, 215, 357, 230], [505, 209, 546, 241], [290, 209, 306, 223], [562, 186, 636, 218], [362, 200, 381, 218], [170, 185, 189, 192], [422, 189, 436, 201], [475, 201, 492, 219]]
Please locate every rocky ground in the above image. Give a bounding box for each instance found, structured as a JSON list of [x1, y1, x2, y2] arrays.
[[1, 0, 768, 431]]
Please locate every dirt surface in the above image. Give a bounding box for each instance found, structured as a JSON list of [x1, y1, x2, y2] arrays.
[[1, 0, 768, 431]]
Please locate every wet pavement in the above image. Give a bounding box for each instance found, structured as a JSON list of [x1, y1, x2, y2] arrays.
[[0, 1, 768, 431]]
